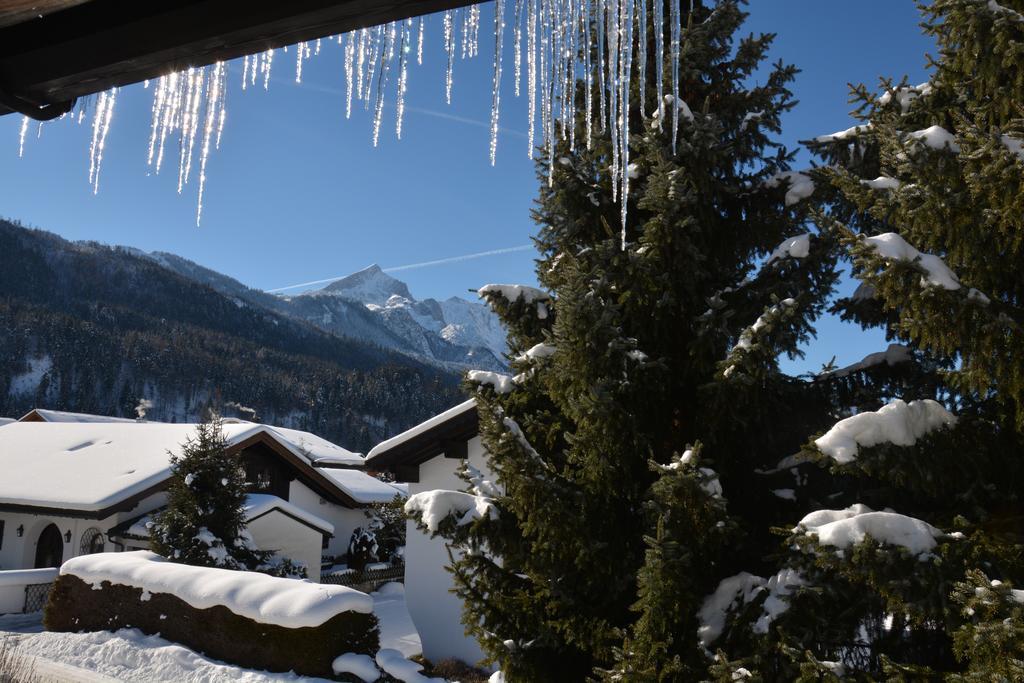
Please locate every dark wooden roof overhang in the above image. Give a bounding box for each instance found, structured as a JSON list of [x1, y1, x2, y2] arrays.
[[367, 404, 479, 483], [228, 431, 365, 509], [0, 0, 477, 119], [0, 479, 168, 521]]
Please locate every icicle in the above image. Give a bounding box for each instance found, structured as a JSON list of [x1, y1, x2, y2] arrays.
[[262, 48, 274, 90], [295, 40, 305, 83], [197, 62, 226, 226], [344, 33, 355, 119], [315, 37, 321, 55], [417, 16, 425, 65], [356, 28, 369, 105], [527, 0, 537, 154], [147, 75, 167, 166], [584, 0, 592, 148], [490, 0, 505, 165], [513, 0, 524, 97], [596, 0, 607, 131], [637, 0, 647, 117], [241, 54, 250, 90], [366, 24, 385, 108], [397, 19, 411, 140], [620, 0, 634, 246], [543, 0, 555, 186], [606, 0, 619, 199], [88, 89, 116, 194], [461, 7, 470, 59], [17, 116, 28, 158], [654, 0, 664, 124], [215, 64, 228, 152], [372, 22, 396, 147], [670, 0, 680, 152], [444, 10, 456, 104]]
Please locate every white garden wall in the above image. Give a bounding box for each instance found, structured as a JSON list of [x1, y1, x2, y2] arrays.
[[0, 568, 58, 614], [405, 436, 491, 666]]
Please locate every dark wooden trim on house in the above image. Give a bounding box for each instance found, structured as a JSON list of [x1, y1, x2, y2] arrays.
[[0, 478, 169, 520], [366, 402, 479, 482], [231, 432, 363, 509], [0, 0, 477, 118]]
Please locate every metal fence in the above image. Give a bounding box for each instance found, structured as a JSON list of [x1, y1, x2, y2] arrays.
[[23, 583, 53, 613], [321, 563, 404, 592]]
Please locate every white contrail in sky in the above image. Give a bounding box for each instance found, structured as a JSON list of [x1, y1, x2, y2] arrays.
[[266, 244, 533, 293]]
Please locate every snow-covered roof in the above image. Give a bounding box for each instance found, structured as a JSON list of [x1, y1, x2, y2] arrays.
[[121, 493, 334, 538], [367, 399, 476, 461], [0, 421, 366, 514], [260, 424, 363, 465], [317, 469, 406, 504], [0, 417, 14, 427], [19, 408, 138, 423]]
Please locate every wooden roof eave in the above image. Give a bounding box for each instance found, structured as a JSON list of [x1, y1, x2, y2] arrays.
[[0, 0, 477, 119], [367, 407, 479, 482]]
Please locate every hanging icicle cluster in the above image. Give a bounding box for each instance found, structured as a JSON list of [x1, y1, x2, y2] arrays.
[[15, 0, 686, 234]]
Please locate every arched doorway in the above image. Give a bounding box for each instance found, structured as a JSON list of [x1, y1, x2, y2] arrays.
[[34, 524, 64, 568]]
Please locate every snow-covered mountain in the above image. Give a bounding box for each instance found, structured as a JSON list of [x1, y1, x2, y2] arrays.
[[289, 265, 508, 371]]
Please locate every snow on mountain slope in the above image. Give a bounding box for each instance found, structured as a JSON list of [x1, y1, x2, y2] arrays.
[[150, 255, 508, 371], [319, 264, 414, 305], [295, 265, 508, 370]]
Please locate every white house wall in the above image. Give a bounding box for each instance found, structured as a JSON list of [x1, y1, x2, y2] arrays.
[[0, 492, 166, 571], [247, 511, 324, 582], [287, 480, 367, 561], [405, 435, 491, 666]]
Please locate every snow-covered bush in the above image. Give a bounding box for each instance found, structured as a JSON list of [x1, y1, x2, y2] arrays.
[[347, 527, 379, 572], [45, 551, 378, 679], [364, 493, 407, 563]]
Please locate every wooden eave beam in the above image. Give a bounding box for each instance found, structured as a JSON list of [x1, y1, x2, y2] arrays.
[[0, 0, 477, 118]]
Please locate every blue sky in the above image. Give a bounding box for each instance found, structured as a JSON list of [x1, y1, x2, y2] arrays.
[[0, 1, 933, 373]]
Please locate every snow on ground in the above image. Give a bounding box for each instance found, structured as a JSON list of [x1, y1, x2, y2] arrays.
[[0, 582, 422, 683], [371, 583, 422, 659]]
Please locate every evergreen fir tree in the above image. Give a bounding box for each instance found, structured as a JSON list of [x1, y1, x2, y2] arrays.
[[703, 0, 1024, 678], [151, 414, 305, 577], [408, 2, 840, 679]]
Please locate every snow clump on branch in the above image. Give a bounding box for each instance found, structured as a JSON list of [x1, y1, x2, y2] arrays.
[[795, 504, 943, 557], [814, 398, 956, 464]]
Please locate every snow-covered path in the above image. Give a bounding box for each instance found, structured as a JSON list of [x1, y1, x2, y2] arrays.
[[0, 583, 421, 682]]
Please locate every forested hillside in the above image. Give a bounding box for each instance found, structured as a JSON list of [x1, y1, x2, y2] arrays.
[[0, 219, 464, 451]]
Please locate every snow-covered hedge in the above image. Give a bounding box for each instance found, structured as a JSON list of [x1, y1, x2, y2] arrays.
[[45, 551, 379, 679]]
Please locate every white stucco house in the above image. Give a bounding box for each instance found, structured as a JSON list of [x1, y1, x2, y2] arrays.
[[365, 399, 491, 667], [0, 410, 402, 585]]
